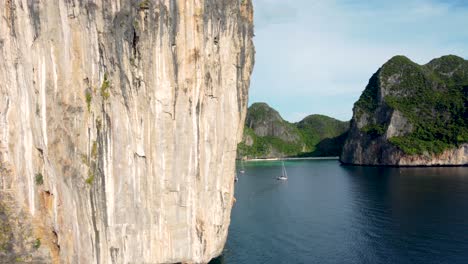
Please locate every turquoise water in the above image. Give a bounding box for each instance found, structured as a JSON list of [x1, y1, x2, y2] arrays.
[[214, 160, 468, 264]]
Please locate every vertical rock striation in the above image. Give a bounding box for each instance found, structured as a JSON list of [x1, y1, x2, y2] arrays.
[[0, 0, 254, 263]]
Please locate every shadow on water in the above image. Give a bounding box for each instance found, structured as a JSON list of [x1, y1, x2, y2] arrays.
[[208, 255, 225, 264]]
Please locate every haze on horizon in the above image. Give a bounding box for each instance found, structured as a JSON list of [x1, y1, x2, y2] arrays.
[[250, 0, 468, 122]]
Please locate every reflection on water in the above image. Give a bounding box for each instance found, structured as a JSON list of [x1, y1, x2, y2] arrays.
[[220, 160, 468, 264], [208, 255, 225, 264]]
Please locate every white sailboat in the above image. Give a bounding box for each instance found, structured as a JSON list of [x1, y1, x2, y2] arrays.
[[277, 161, 288, 181], [240, 160, 245, 174]]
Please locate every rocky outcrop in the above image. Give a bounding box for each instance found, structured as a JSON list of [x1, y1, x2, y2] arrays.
[[341, 55, 468, 166], [245, 102, 300, 143], [397, 144, 468, 166], [238, 103, 349, 159], [0, 1, 254, 263]]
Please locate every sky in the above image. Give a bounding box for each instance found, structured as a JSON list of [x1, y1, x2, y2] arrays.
[[249, 0, 468, 122]]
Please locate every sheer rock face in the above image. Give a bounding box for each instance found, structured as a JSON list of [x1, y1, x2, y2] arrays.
[[0, 0, 254, 263]]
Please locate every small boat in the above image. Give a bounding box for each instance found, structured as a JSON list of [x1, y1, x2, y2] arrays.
[[240, 160, 246, 174], [235, 174, 239, 182], [277, 161, 288, 181]]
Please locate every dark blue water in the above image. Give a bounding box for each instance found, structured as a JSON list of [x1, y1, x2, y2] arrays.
[[217, 160, 468, 264]]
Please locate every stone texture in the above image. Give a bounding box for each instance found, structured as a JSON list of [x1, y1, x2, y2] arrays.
[[0, 0, 254, 263]]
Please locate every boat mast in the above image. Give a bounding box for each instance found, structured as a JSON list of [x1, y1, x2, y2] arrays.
[[282, 161, 287, 178]]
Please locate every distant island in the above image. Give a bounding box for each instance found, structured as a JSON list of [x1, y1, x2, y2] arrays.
[[342, 55, 468, 166], [237, 102, 349, 159], [240, 55, 468, 166]]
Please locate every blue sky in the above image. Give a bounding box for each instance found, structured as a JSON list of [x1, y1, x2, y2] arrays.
[[249, 0, 468, 122]]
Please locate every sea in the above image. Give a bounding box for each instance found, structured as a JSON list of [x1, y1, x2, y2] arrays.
[[211, 159, 468, 264]]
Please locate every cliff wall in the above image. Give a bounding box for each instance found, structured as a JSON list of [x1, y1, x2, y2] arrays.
[[0, 0, 254, 263]]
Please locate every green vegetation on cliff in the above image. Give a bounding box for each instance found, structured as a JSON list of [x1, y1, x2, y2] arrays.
[[361, 123, 386, 139], [297, 114, 349, 151], [354, 70, 381, 115], [354, 55, 468, 155], [238, 103, 349, 159], [237, 127, 303, 158]]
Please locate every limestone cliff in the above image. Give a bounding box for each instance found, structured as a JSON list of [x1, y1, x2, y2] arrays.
[[0, 0, 254, 263], [341, 55, 468, 166]]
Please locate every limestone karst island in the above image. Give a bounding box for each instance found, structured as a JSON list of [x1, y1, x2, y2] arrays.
[[1, 1, 467, 264]]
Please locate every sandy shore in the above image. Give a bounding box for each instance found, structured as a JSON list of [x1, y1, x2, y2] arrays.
[[242, 156, 339, 162]]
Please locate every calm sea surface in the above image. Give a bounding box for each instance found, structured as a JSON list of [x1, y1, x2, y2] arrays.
[[212, 159, 468, 264]]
